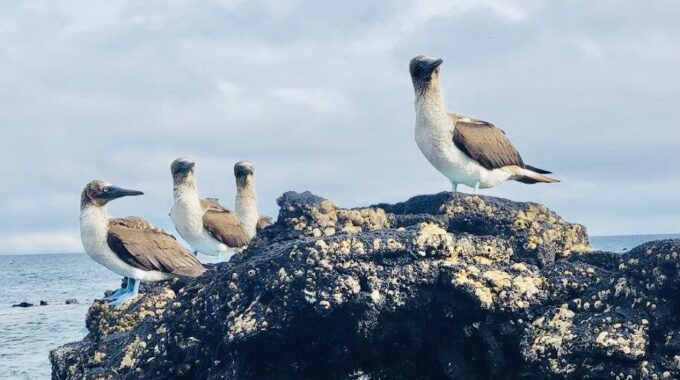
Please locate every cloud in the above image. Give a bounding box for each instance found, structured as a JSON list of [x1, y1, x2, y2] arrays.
[[272, 87, 353, 115], [0, 230, 83, 255], [0, 0, 678, 254]]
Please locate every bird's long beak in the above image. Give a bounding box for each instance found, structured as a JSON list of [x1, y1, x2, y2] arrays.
[[234, 164, 254, 177], [179, 161, 195, 172], [425, 58, 443, 72], [106, 186, 144, 200]]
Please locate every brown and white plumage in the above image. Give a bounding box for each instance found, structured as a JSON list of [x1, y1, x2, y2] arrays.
[[202, 197, 262, 231], [80, 180, 205, 306], [451, 116, 524, 170], [234, 161, 272, 238], [169, 158, 250, 261], [201, 199, 251, 248], [256, 215, 273, 232], [410, 55, 558, 192], [451, 115, 556, 184], [107, 217, 206, 278]]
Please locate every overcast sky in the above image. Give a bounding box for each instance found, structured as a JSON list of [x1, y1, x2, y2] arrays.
[[0, 0, 678, 254]]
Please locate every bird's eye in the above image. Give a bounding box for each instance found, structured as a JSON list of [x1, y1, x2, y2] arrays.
[[103, 187, 109, 193]]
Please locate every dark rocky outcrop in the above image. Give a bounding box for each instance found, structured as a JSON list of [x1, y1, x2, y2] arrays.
[[12, 302, 34, 308], [50, 192, 680, 379]]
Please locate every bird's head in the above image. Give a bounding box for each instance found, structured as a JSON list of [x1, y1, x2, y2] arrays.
[[409, 55, 443, 92], [234, 160, 255, 187], [81, 180, 143, 208], [171, 158, 196, 186]]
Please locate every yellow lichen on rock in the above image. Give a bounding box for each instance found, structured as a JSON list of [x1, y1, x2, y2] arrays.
[[450, 262, 544, 311], [310, 200, 338, 227], [414, 222, 455, 257], [93, 351, 106, 363], [526, 305, 575, 374], [119, 337, 146, 370], [386, 238, 405, 252], [453, 236, 513, 263], [511, 204, 592, 256], [291, 201, 390, 237], [511, 262, 529, 272], [594, 323, 647, 359], [229, 297, 263, 340], [453, 266, 494, 308], [482, 269, 512, 290], [337, 207, 390, 232], [87, 287, 175, 338], [512, 275, 544, 307], [440, 202, 465, 215]]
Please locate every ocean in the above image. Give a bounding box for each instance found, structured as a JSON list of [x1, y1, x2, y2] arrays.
[[1, 233, 678, 379]]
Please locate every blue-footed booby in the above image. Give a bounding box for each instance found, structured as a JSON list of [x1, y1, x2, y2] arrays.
[[409, 55, 559, 193], [79, 180, 206, 306], [233, 161, 272, 238], [169, 158, 250, 261]]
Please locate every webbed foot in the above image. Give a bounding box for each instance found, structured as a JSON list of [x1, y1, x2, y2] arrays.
[[103, 277, 132, 301], [108, 279, 140, 307]]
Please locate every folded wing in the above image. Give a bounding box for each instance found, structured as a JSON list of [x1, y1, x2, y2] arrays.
[[256, 215, 273, 233], [107, 217, 206, 277], [450, 114, 525, 170], [201, 199, 251, 248]]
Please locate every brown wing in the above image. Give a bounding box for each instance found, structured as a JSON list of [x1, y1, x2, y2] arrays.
[[200, 197, 225, 211], [451, 114, 525, 170], [202, 199, 250, 248], [107, 217, 206, 278], [256, 215, 273, 232]]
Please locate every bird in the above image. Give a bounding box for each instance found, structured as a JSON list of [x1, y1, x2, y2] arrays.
[[409, 55, 559, 193], [169, 158, 250, 262], [79, 180, 206, 306], [233, 161, 272, 238]]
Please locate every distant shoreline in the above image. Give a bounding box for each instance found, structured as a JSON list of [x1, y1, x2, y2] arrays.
[[1, 233, 679, 256]]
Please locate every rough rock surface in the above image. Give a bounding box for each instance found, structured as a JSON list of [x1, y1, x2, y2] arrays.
[[50, 191, 680, 379]]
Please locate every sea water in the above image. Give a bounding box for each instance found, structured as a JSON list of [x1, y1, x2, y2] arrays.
[[0, 253, 120, 379], [0, 234, 678, 379]]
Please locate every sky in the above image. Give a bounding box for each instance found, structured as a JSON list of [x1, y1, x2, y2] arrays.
[[0, 0, 678, 254]]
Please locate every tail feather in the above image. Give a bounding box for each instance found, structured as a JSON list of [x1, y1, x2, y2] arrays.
[[524, 165, 552, 175], [507, 166, 560, 184]]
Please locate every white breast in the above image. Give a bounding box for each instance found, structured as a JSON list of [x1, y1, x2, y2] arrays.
[[235, 192, 258, 238], [170, 189, 228, 256], [80, 206, 172, 282], [414, 100, 511, 188]]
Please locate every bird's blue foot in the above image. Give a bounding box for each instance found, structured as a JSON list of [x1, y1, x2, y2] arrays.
[[451, 181, 458, 193], [108, 279, 140, 307], [103, 288, 127, 301], [472, 181, 480, 194], [103, 277, 132, 301]]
